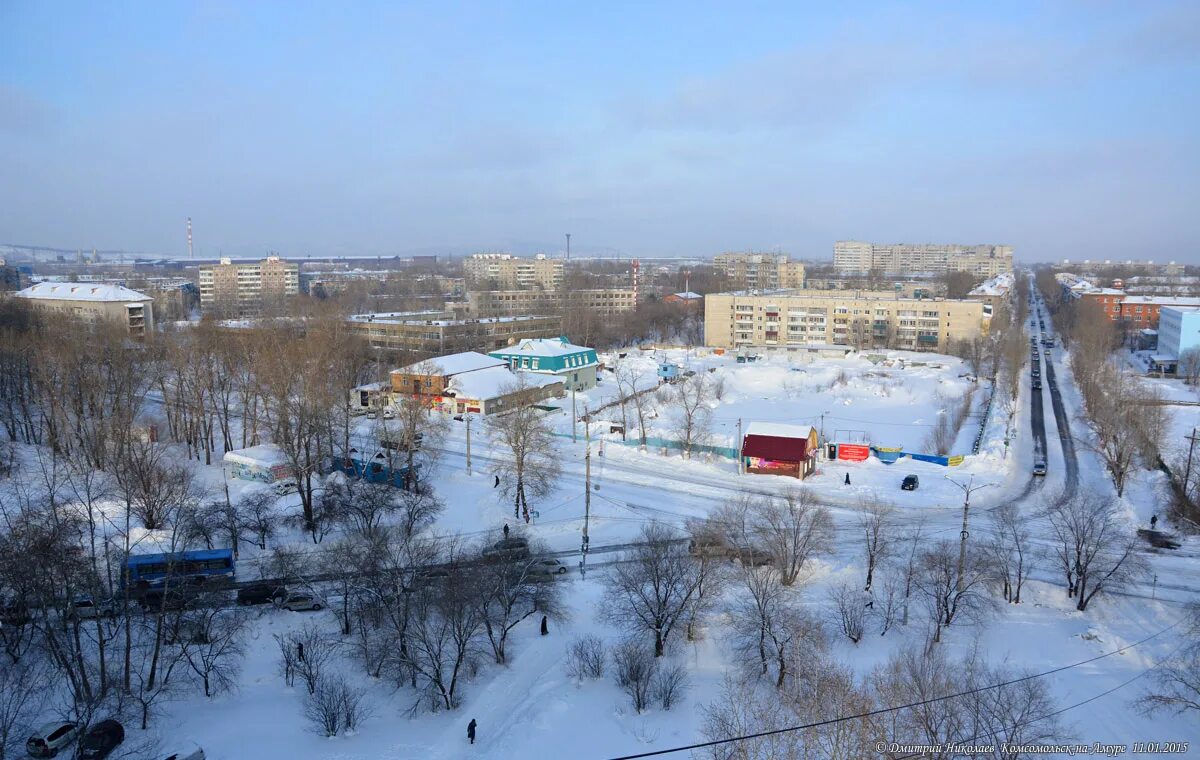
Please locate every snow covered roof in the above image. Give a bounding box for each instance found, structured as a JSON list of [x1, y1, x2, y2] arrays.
[[672, 291, 703, 299], [14, 282, 152, 303], [223, 444, 290, 468], [394, 352, 506, 377], [968, 272, 1014, 297], [742, 422, 816, 460], [445, 366, 561, 400], [745, 422, 816, 440], [1121, 296, 1200, 307], [492, 337, 594, 359]]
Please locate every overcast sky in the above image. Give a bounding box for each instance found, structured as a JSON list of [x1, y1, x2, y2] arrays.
[[1, 1, 1198, 262]]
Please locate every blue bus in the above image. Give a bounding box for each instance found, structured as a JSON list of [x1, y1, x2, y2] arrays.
[[123, 548, 236, 588]]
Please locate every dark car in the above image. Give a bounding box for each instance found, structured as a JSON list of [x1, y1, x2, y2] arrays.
[[140, 588, 191, 612], [78, 720, 124, 760], [1033, 379, 1042, 390], [901, 474, 919, 491], [236, 583, 287, 606], [483, 537, 531, 560]]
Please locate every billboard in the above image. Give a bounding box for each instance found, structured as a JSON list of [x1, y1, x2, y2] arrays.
[[836, 444, 870, 462]]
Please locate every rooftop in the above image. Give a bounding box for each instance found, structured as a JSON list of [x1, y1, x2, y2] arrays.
[[744, 421, 816, 439], [393, 351, 507, 377], [14, 282, 152, 303], [490, 337, 593, 358], [350, 312, 554, 327], [1121, 296, 1200, 307], [445, 365, 562, 400]]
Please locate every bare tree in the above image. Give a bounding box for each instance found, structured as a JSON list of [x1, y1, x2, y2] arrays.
[[240, 490, 279, 550], [858, 497, 893, 592], [304, 674, 371, 737], [277, 622, 337, 695], [670, 373, 713, 459], [403, 562, 485, 711], [1137, 606, 1200, 717], [604, 522, 706, 657], [1047, 490, 1146, 612], [914, 541, 992, 644], [651, 660, 689, 710], [395, 486, 445, 539], [487, 378, 562, 523], [565, 635, 606, 681], [474, 538, 565, 664], [612, 641, 656, 713], [749, 489, 833, 587], [0, 656, 50, 759], [829, 581, 868, 644], [1179, 348, 1200, 387], [985, 501, 1035, 604], [178, 605, 249, 697]]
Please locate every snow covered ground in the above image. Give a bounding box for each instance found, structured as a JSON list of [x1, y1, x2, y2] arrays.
[[9, 335, 1200, 759]]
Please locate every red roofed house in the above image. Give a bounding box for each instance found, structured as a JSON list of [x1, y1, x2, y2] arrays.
[[741, 422, 819, 479]]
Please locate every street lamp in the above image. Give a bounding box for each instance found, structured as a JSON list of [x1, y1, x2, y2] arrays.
[[944, 474, 996, 592]]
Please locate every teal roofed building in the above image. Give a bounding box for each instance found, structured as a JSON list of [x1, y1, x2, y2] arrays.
[[488, 336, 599, 391]]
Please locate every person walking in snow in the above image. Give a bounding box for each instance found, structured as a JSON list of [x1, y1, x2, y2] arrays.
[[494, 475, 500, 488], [467, 718, 477, 745], [297, 642, 305, 662], [1150, 514, 1158, 530], [844, 472, 851, 486], [540, 615, 548, 636], [503, 523, 510, 539]]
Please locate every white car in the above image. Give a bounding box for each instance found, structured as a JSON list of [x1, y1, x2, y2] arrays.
[[69, 596, 119, 620], [163, 745, 206, 760], [279, 593, 324, 612], [274, 480, 298, 496], [1033, 460, 1047, 476], [528, 558, 568, 577], [26, 721, 78, 757]]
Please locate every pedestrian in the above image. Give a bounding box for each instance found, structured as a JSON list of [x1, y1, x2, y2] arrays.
[[540, 615, 548, 636], [297, 642, 305, 663], [503, 523, 510, 539], [467, 718, 477, 745], [844, 472, 851, 486], [494, 475, 500, 488], [1150, 514, 1159, 530]]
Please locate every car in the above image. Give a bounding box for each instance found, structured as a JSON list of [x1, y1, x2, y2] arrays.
[[26, 721, 77, 757], [730, 546, 774, 566], [483, 537, 531, 560], [1031, 368, 1040, 378], [901, 474, 919, 491], [140, 588, 192, 612], [236, 583, 287, 606], [279, 593, 324, 612], [163, 748, 206, 760], [527, 558, 569, 577], [78, 720, 124, 760], [68, 596, 120, 620], [687, 537, 730, 559], [273, 480, 298, 496], [1033, 460, 1047, 476]]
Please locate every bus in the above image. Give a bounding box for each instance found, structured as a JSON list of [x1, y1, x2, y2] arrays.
[[123, 548, 236, 588]]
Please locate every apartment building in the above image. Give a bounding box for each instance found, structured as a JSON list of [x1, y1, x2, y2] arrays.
[[462, 253, 564, 290], [13, 282, 154, 336], [704, 289, 986, 352], [198, 256, 299, 317], [347, 310, 562, 356], [457, 288, 639, 318], [713, 253, 806, 290], [833, 241, 1013, 277]]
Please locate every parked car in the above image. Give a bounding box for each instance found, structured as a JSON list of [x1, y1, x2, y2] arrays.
[[273, 480, 298, 496], [163, 748, 206, 760], [527, 558, 568, 577], [0, 598, 30, 627], [25, 721, 77, 757], [279, 592, 324, 612], [1137, 529, 1182, 550], [1033, 460, 1047, 476], [68, 596, 120, 620], [483, 537, 531, 560], [901, 474, 919, 491], [236, 583, 287, 606], [78, 720, 124, 760], [140, 588, 192, 612], [730, 546, 774, 566], [687, 537, 730, 559]]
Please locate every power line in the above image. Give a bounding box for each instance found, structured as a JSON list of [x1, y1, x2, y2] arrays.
[[606, 616, 1187, 760]]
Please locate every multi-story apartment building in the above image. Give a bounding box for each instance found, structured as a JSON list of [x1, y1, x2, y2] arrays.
[[713, 253, 806, 290], [13, 282, 154, 336], [347, 310, 562, 356], [462, 253, 564, 290], [198, 256, 299, 317], [704, 289, 986, 352], [833, 241, 1013, 277], [456, 288, 640, 318]]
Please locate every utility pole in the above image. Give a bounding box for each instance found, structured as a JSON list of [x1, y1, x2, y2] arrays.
[[566, 233, 571, 261], [1184, 428, 1200, 496], [736, 418, 743, 475], [945, 475, 996, 592], [572, 387, 577, 442], [582, 420, 591, 579], [465, 414, 472, 476]]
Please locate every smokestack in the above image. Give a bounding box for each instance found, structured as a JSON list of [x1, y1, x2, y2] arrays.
[[187, 217, 193, 259]]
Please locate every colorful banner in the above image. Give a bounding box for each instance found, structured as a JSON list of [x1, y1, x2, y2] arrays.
[[837, 444, 870, 462]]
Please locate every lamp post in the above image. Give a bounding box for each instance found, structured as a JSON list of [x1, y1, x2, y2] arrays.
[[944, 474, 996, 592]]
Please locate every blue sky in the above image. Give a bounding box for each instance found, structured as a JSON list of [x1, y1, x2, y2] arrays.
[[1, 1, 1197, 261]]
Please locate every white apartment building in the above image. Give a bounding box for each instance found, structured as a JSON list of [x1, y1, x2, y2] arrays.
[[833, 241, 1013, 277], [198, 256, 300, 317], [462, 253, 564, 290], [713, 253, 806, 289]]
